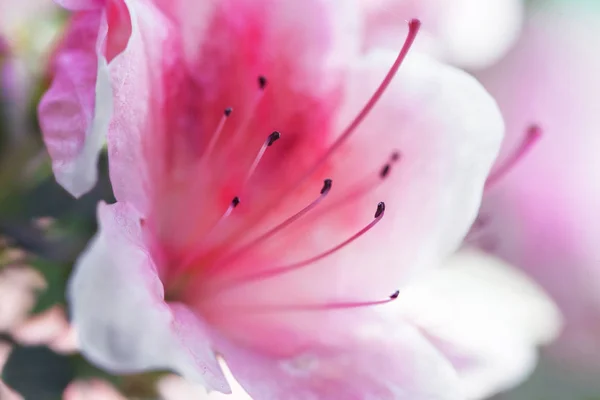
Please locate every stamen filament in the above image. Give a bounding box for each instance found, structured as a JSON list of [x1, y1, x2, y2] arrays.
[[311, 153, 400, 219], [179, 196, 241, 269], [242, 131, 281, 187], [485, 124, 542, 190], [202, 107, 233, 160], [219, 289, 399, 314], [230, 76, 268, 144], [289, 19, 420, 189], [211, 202, 386, 292], [205, 179, 334, 276]]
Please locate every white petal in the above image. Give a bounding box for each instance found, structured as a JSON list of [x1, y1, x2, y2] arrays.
[[397, 249, 562, 399], [68, 202, 228, 391]]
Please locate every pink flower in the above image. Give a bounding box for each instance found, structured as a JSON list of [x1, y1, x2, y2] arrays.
[[35, 0, 543, 398], [0, 265, 45, 332], [63, 379, 127, 400], [359, 0, 524, 69], [473, 2, 600, 371]]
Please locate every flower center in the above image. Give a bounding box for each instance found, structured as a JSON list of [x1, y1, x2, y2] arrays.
[[162, 19, 422, 312]]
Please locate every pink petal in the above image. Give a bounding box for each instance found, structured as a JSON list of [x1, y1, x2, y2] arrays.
[[37, 10, 114, 197], [396, 250, 561, 399], [54, 0, 105, 11], [103, 0, 181, 213], [48, 325, 80, 354], [63, 379, 127, 400], [104, 0, 360, 215], [0, 381, 23, 400], [0, 266, 46, 332], [213, 317, 464, 400], [11, 305, 70, 345], [330, 50, 503, 289], [68, 201, 229, 391], [158, 363, 252, 400]]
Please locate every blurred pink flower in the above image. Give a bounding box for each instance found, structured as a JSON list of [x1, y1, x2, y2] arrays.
[[360, 0, 524, 69], [39, 0, 516, 398], [11, 305, 79, 354], [0, 266, 45, 332], [63, 379, 127, 400], [474, 2, 600, 372]]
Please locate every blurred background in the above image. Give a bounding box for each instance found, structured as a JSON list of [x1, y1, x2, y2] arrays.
[[1, 0, 599, 398]]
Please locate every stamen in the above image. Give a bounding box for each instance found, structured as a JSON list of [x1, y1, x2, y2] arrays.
[[485, 124, 542, 190], [313, 153, 400, 218], [211, 201, 386, 291], [202, 107, 233, 160], [230, 76, 268, 144], [379, 163, 391, 178], [289, 19, 420, 189], [179, 196, 241, 269], [216, 196, 241, 223], [374, 201, 385, 218], [242, 131, 281, 186], [205, 179, 334, 276], [220, 289, 399, 314]]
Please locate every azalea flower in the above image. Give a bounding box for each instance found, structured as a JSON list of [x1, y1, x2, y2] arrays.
[[36, 0, 556, 398], [473, 1, 600, 372], [359, 0, 524, 69]]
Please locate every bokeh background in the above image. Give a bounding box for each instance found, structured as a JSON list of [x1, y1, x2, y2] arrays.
[[1, 0, 599, 398]]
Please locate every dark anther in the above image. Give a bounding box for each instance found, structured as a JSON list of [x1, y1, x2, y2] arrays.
[[389, 290, 400, 299], [224, 107, 233, 117], [267, 131, 281, 146], [258, 75, 268, 90], [390, 151, 401, 162], [231, 197, 240, 208], [374, 202, 385, 218], [320, 179, 333, 195], [379, 163, 391, 179]]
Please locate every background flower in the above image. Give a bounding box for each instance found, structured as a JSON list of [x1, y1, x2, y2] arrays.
[[474, 0, 600, 372]]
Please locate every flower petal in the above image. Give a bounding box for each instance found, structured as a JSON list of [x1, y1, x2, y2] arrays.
[[361, 0, 523, 69], [68, 201, 229, 391], [63, 379, 127, 400], [104, 0, 361, 215], [316, 50, 503, 294], [38, 10, 114, 197], [54, 0, 105, 11], [396, 249, 562, 399], [214, 317, 464, 400]]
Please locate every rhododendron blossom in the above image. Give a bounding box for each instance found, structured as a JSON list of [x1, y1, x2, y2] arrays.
[[32, 0, 550, 398], [473, 2, 600, 372]]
